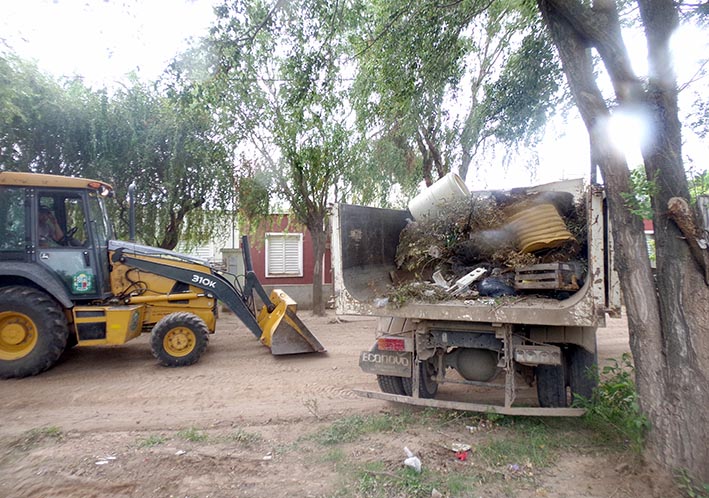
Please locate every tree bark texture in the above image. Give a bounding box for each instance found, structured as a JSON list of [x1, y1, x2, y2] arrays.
[[307, 215, 327, 316], [538, 0, 709, 480]]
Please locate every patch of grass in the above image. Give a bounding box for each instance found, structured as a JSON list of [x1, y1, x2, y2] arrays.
[[675, 468, 709, 498], [322, 447, 346, 465], [17, 426, 63, 450], [137, 434, 167, 448], [476, 422, 553, 468], [223, 429, 262, 447], [355, 461, 479, 498], [177, 427, 208, 443], [575, 353, 649, 453], [313, 412, 414, 446], [473, 417, 592, 474]]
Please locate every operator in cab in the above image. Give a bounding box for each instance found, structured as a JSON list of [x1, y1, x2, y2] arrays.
[[38, 206, 64, 247]]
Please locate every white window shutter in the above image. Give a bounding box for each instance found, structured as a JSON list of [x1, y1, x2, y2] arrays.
[[266, 233, 303, 277]]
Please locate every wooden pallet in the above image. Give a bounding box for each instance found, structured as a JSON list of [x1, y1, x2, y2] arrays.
[[514, 263, 579, 291]]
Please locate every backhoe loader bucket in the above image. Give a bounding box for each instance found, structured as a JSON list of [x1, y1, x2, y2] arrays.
[[256, 290, 326, 355]]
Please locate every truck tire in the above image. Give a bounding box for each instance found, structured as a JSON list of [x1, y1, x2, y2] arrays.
[[536, 362, 567, 408], [566, 345, 598, 401], [377, 317, 438, 399], [402, 359, 439, 399], [370, 343, 408, 395], [0, 286, 68, 379], [150, 312, 209, 367], [377, 374, 407, 395]]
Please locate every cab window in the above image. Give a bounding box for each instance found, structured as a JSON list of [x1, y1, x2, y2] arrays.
[[0, 187, 26, 255], [37, 194, 88, 248], [88, 192, 112, 244]]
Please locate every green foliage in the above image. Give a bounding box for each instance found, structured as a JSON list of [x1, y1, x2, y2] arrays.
[[688, 168, 709, 201], [177, 427, 209, 443], [0, 51, 233, 250], [483, 30, 562, 145], [352, 0, 560, 185], [16, 426, 64, 450], [313, 413, 413, 446], [621, 166, 657, 220], [475, 419, 555, 467], [576, 353, 649, 453], [137, 434, 167, 448], [223, 429, 262, 447], [356, 463, 437, 498], [210, 0, 363, 218], [675, 468, 709, 498]]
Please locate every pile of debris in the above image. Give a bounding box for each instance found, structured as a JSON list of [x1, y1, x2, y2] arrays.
[[388, 187, 588, 305]]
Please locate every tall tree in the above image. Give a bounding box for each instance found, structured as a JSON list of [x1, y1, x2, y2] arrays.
[[537, 0, 709, 481], [210, 0, 361, 315], [100, 79, 233, 250], [352, 0, 561, 188], [0, 52, 232, 249]]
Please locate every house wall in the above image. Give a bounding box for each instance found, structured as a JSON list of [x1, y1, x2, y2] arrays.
[[182, 215, 333, 309], [246, 215, 332, 285], [221, 248, 333, 310], [235, 215, 333, 309]]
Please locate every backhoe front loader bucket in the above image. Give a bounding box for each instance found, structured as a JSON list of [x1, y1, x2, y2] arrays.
[[256, 290, 326, 355]]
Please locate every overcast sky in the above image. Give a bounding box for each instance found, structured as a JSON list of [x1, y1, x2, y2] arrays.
[[0, 0, 219, 88], [0, 1, 705, 189]]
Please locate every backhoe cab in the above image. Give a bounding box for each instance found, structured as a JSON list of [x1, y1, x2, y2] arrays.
[[0, 172, 324, 379]]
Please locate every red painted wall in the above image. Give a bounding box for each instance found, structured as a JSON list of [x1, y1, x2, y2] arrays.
[[246, 215, 332, 285]]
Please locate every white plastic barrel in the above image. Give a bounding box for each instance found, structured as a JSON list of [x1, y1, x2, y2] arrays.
[[407, 172, 470, 220]]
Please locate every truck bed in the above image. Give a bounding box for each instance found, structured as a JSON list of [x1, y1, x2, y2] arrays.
[[331, 180, 612, 328]]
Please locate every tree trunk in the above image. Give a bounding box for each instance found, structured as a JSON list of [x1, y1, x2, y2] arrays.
[[538, 0, 709, 481], [635, 0, 709, 477], [308, 217, 327, 316]]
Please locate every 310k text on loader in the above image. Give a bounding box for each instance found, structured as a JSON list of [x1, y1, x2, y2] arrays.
[[0, 171, 325, 379]]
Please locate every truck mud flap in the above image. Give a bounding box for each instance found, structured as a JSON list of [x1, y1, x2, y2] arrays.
[[353, 389, 586, 417], [359, 350, 412, 377]]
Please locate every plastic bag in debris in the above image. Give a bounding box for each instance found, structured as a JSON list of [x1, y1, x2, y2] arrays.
[[478, 277, 516, 298], [403, 446, 421, 473]]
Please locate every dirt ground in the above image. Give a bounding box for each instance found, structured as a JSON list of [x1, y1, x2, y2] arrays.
[[0, 311, 679, 498]]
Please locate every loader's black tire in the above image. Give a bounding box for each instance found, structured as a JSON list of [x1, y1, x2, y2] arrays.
[[0, 286, 68, 379], [402, 359, 439, 399], [536, 361, 568, 408], [64, 332, 78, 352], [150, 312, 209, 367], [566, 345, 598, 402]]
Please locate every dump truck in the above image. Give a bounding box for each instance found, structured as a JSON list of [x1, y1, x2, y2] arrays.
[[331, 178, 620, 416], [0, 172, 324, 379]]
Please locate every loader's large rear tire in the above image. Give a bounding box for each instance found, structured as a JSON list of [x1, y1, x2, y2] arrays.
[[150, 312, 209, 367], [0, 286, 68, 379]]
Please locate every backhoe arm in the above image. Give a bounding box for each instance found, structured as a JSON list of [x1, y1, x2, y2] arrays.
[[113, 252, 264, 340]]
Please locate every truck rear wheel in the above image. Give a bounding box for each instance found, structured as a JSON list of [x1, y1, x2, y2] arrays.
[[402, 359, 439, 399], [536, 361, 568, 408], [377, 374, 407, 395], [0, 286, 68, 379], [566, 345, 598, 401], [370, 344, 408, 395], [150, 312, 209, 367]]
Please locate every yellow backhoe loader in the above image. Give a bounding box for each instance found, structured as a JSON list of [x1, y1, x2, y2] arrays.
[[0, 172, 325, 379]]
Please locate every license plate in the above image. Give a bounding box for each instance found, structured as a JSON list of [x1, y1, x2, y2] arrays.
[[359, 350, 412, 377]]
